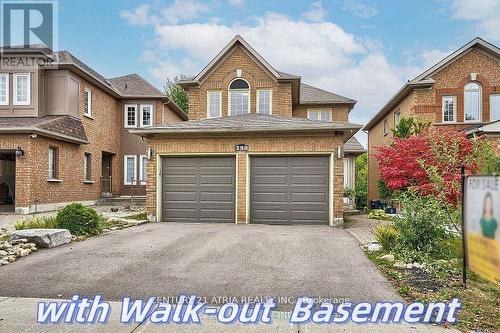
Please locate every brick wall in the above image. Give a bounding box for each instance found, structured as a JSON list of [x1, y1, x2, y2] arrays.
[[367, 48, 500, 202], [145, 134, 345, 223], [293, 104, 350, 122], [185, 46, 293, 120]]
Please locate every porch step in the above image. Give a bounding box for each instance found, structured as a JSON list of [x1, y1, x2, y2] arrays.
[[343, 208, 362, 217], [97, 196, 146, 207]]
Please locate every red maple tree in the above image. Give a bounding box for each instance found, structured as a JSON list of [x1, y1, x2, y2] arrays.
[[375, 128, 489, 206]]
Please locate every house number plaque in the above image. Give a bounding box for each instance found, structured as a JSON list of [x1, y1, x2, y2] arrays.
[[235, 144, 249, 151]]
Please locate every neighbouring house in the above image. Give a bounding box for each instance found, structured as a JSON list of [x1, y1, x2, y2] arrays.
[[0, 45, 186, 214], [363, 37, 500, 203], [465, 120, 500, 155], [131, 35, 362, 225]]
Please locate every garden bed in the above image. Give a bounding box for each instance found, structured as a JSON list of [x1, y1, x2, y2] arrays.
[[366, 250, 500, 332]]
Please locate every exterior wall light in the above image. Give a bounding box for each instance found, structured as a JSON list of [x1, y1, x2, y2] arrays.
[[15, 146, 25, 157]]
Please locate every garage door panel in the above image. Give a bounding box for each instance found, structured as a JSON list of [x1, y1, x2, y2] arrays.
[[162, 156, 235, 223], [250, 156, 329, 225]]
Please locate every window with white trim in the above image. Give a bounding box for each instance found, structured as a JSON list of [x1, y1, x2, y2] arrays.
[[139, 155, 147, 185], [84, 153, 92, 181], [490, 94, 500, 121], [0, 74, 8, 105], [124, 105, 137, 128], [308, 109, 332, 121], [124, 155, 137, 185], [442, 96, 456, 123], [464, 82, 481, 122], [229, 79, 250, 116], [140, 104, 153, 127], [13, 73, 30, 105], [207, 91, 222, 118], [383, 118, 388, 136], [48, 147, 58, 179], [84, 88, 92, 117], [257, 89, 272, 115], [394, 110, 401, 125]]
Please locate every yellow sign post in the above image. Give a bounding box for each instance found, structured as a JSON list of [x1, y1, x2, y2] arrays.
[[464, 175, 500, 283]]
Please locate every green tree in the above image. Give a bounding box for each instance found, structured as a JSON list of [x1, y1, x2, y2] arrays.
[[164, 76, 189, 114], [391, 116, 431, 139], [354, 152, 368, 209]]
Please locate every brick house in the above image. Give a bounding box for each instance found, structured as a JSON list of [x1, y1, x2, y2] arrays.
[[132, 35, 363, 225], [0, 46, 186, 214], [363, 38, 500, 202]]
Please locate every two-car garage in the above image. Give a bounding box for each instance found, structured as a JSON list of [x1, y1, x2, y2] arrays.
[[160, 155, 331, 225]]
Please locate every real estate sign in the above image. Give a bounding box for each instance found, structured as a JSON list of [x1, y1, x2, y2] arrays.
[[464, 175, 500, 283]]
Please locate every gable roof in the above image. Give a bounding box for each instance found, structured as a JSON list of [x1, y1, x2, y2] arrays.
[[344, 136, 365, 154], [0, 116, 88, 144], [300, 83, 356, 105], [130, 113, 361, 138], [464, 120, 500, 136], [363, 37, 500, 131]]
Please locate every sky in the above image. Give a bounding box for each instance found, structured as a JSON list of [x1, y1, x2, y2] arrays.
[[55, 0, 500, 146]]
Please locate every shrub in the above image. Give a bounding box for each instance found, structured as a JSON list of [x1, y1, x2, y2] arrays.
[[368, 209, 390, 220], [355, 153, 368, 210], [393, 191, 456, 262], [14, 216, 58, 230], [374, 224, 398, 251], [56, 203, 102, 235]]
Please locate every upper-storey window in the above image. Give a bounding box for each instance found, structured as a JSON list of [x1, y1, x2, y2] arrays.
[[140, 104, 153, 127], [207, 90, 221, 118], [13, 73, 30, 105], [394, 110, 401, 125], [0, 74, 8, 105], [257, 89, 272, 115], [308, 109, 331, 121], [229, 79, 250, 116], [490, 94, 500, 121], [442, 96, 456, 123], [464, 82, 481, 122], [383, 118, 388, 136], [124, 104, 137, 128], [84, 88, 92, 117]]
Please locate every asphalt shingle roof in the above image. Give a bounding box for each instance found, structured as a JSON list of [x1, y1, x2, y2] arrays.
[[131, 113, 361, 135], [109, 74, 166, 97], [344, 136, 365, 153], [0, 116, 88, 143], [300, 83, 356, 105]]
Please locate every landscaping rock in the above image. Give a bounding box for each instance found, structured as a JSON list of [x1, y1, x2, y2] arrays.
[[367, 243, 382, 252], [18, 249, 30, 257], [6, 256, 15, 263], [0, 250, 7, 257], [10, 229, 71, 248], [0, 242, 11, 250], [0, 259, 9, 265], [393, 261, 406, 269], [30, 247, 37, 252], [380, 254, 395, 262], [21, 243, 33, 249], [10, 238, 28, 245]]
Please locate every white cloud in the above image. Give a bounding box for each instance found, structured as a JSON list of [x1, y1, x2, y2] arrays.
[[419, 49, 451, 69], [341, 0, 378, 18], [161, 0, 210, 24], [450, 0, 500, 40], [119, 4, 151, 26], [301, 2, 327, 22], [228, 0, 245, 8]]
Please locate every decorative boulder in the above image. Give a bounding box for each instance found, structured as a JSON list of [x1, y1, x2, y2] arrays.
[[10, 229, 71, 248]]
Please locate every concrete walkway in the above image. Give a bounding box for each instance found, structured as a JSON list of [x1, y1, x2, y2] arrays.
[[345, 215, 390, 245], [0, 297, 461, 333]]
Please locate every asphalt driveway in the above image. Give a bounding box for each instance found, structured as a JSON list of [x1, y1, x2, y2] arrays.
[[0, 223, 400, 309]]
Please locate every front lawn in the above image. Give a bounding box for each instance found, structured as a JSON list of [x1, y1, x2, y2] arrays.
[[367, 250, 500, 332]]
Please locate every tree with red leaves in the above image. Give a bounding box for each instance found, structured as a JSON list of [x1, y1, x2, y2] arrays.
[[375, 128, 496, 207]]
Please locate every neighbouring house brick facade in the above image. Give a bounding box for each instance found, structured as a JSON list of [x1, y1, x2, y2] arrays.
[[364, 38, 500, 203], [132, 35, 363, 225], [0, 46, 186, 213]]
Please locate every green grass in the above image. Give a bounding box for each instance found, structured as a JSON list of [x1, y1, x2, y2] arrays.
[[124, 212, 148, 220], [14, 216, 58, 230], [366, 250, 500, 332]]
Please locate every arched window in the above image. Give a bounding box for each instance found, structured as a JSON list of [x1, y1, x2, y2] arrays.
[[229, 79, 250, 116], [464, 82, 481, 122]]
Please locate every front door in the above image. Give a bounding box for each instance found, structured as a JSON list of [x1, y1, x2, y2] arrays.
[[101, 154, 112, 197]]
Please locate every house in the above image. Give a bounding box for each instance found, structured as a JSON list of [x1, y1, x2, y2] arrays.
[[0, 45, 187, 214], [363, 37, 500, 203], [131, 35, 362, 225]]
